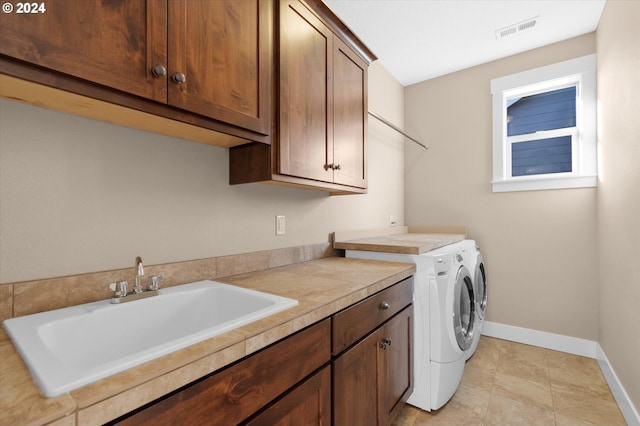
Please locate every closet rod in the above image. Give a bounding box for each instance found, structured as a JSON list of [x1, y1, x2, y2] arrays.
[[368, 110, 428, 149]]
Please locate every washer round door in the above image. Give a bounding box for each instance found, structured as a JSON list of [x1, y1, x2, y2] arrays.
[[453, 265, 475, 351], [475, 254, 487, 320]]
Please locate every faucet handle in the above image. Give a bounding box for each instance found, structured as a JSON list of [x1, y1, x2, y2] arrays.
[[147, 275, 162, 291], [109, 280, 128, 297]]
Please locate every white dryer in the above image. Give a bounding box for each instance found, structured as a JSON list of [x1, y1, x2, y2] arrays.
[[346, 240, 476, 411], [462, 241, 487, 360], [427, 246, 475, 409]]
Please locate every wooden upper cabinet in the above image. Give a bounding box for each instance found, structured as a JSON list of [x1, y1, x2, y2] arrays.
[[0, 0, 272, 136], [333, 37, 368, 188], [168, 0, 272, 135], [279, 0, 333, 183], [0, 0, 168, 102], [278, 0, 368, 189]]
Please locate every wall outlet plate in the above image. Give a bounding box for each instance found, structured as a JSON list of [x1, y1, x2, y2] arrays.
[[276, 215, 286, 236]]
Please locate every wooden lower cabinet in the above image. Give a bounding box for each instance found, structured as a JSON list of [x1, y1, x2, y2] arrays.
[[110, 319, 331, 426], [380, 307, 413, 423], [333, 306, 413, 426], [245, 365, 331, 425], [333, 327, 381, 426], [108, 278, 413, 425]]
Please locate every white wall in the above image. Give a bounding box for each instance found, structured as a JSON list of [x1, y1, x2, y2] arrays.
[[0, 62, 405, 283], [404, 34, 599, 340], [596, 0, 640, 412]]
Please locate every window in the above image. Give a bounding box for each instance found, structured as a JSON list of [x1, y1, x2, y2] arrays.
[[491, 54, 597, 192]]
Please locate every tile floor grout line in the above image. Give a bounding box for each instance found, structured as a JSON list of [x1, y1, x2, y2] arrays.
[[544, 348, 559, 426], [486, 338, 504, 424]]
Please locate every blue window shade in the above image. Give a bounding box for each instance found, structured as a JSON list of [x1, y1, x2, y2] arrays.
[[507, 87, 576, 136], [512, 136, 572, 177]]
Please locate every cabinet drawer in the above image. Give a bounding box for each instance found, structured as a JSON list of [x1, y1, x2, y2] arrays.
[[332, 277, 413, 355], [113, 318, 331, 426], [244, 365, 331, 425]]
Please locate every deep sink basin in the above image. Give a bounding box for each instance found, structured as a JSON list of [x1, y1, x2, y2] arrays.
[[3, 280, 298, 397]]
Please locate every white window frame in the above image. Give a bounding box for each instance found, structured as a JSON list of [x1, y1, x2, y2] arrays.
[[491, 54, 597, 192]]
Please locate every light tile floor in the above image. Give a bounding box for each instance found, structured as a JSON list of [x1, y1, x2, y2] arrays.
[[393, 336, 627, 425]]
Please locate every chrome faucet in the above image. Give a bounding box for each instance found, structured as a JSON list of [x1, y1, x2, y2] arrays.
[[108, 256, 162, 304], [133, 256, 145, 294]]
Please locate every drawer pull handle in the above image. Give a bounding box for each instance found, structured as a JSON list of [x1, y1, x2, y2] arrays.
[[380, 301, 390, 310]]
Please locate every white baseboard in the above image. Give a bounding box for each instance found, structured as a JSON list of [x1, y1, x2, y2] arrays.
[[481, 321, 597, 358], [481, 321, 640, 426], [596, 343, 640, 426]]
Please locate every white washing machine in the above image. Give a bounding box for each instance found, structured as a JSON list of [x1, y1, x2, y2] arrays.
[[462, 241, 487, 360], [346, 240, 476, 411], [428, 247, 475, 409]]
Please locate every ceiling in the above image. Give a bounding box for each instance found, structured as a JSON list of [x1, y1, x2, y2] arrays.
[[324, 0, 606, 86]]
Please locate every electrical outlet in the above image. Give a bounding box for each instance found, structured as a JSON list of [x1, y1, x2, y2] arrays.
[[276, 215, 286, 236]]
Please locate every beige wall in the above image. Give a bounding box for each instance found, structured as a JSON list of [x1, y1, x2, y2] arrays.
[[0, 62, 405, 284], [404, 34, 599, 340], [596, 0, 640, 411]]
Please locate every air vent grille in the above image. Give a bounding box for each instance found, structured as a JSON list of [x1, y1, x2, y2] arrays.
[[495, 16, 539, 39]]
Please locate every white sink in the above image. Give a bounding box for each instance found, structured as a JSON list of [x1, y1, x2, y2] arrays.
[[3, 280, 298, 397]]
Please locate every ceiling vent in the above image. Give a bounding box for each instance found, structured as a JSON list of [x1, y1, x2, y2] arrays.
[[495, 16, 539, 39]]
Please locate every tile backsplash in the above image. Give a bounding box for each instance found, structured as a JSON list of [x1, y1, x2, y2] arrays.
[[0, 243, 340, 321]]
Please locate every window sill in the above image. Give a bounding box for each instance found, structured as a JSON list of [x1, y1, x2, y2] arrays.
[[492, 175, 597, 192]]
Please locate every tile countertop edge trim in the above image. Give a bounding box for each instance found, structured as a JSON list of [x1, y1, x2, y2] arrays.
[[2, 259, 416, 426]]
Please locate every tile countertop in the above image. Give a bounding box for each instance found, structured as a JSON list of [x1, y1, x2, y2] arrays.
[[333, 226, 467, 255], [0, 257, 415, 426]]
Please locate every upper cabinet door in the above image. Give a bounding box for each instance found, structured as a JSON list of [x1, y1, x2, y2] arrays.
[[167, 0, 272, 135], [333, 37, 368, 189], [279, 0, 334, 183], [0, 0, 168, 102]]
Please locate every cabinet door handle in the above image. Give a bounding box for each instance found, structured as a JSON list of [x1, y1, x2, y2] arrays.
[[383, 338, 392, 346], [324, 163, 342, 171], [172, 72, 186, 84], [152, 64, 167, 77], [380, 301, 390, 310], [379, 338, 392, 350]]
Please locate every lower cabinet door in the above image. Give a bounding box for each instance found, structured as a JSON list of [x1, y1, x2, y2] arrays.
[[381, 306, 413, 423], [333, 305, 413, 426], [245, 365, 331, 425], [333, 327, 383, 426]]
